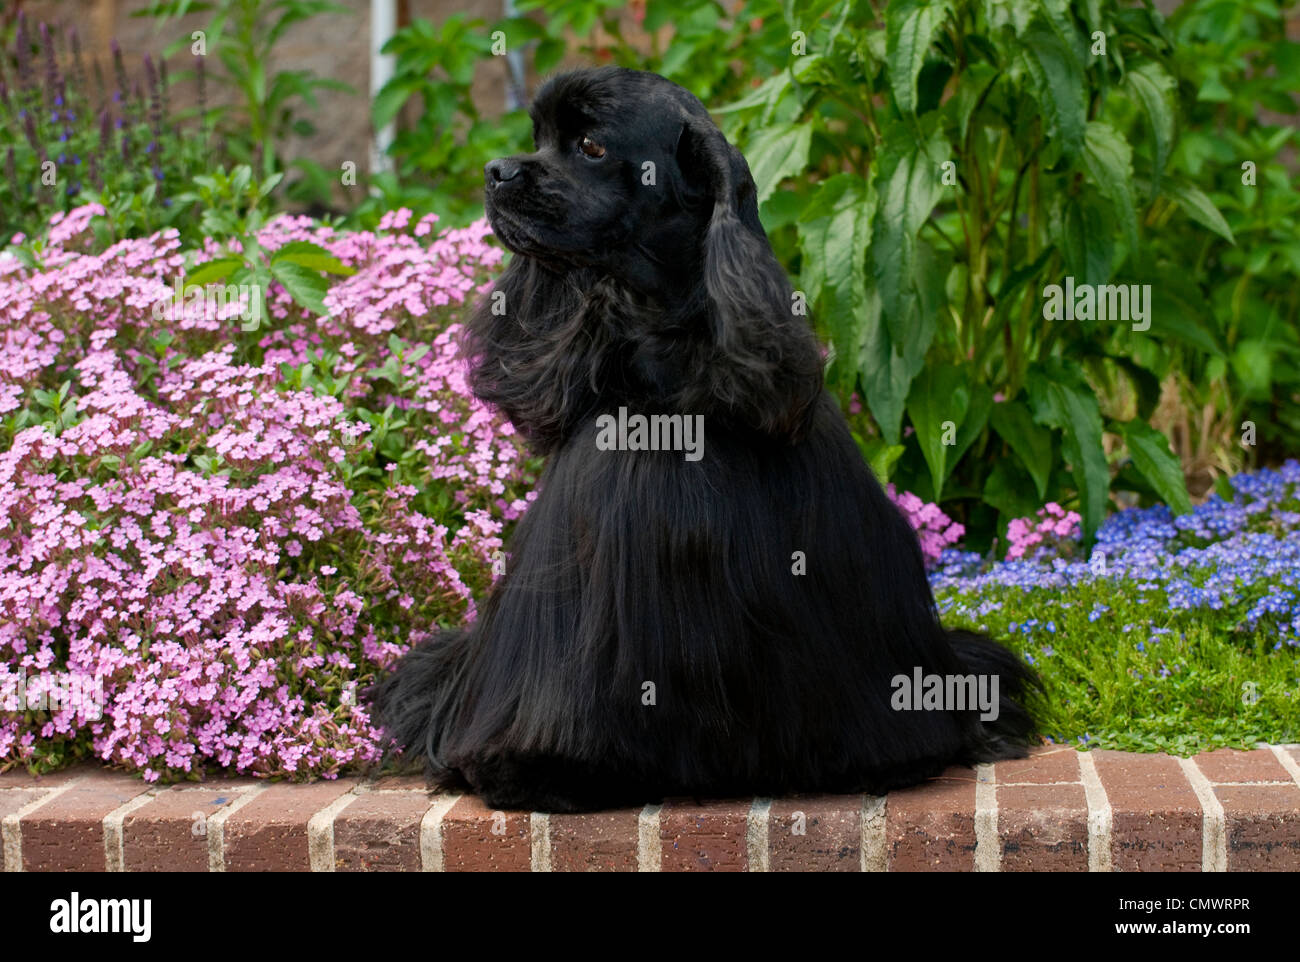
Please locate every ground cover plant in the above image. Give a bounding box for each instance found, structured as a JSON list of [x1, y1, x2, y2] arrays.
[[0, 203, 533, 779], [934, 462, 1300, 753]]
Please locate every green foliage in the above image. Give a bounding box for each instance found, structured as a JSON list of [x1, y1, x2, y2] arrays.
[[937, 590, 1300, 755], [12, 0, 1293, 555], [698, 0, 1223, 548], [358, 13, 533, 227], [1154, 0, 1300, 472], [175, 167, 354, 338], [134, 0, 353, 204], [0, 16, 214, 244], [364, 0, 757, 226]]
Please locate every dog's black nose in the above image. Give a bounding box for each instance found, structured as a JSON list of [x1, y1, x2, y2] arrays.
[[485, 158, 521, 186]]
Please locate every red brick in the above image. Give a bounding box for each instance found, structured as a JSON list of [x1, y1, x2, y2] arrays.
[[993, 745, 1081, 785], [548, 809, 640, 871], [222, 779, 360, 872], [887, 769, 977, 871], [768, 796, 861, 872], [0, 764, 89, 790], [1092, 751, 1202, 871], [123, 783, 258, 872], [1215, 784, 1300, 872], [440, 796, 531, 872], [0, 789, 44, 872], [333, 791, 431, 872], [997, 783, 1088, 872], [20, 769, 151, 871], [659, 798, 750, 872], [1194, 748, 1291, 784], [368, 773, 430, 792]]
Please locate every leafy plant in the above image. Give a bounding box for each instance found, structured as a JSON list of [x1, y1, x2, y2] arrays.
[[178, 167, 355, 341], [711, 0, 1221, 548], [0, 13, 214, 244], [1148, 0, 1300, 490], [134, 0, 353, 204], [359, 13, 534, 227], [362, 0, 753, 226]]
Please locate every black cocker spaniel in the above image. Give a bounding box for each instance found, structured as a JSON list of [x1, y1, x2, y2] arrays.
[[366, 66, 1039, 813]]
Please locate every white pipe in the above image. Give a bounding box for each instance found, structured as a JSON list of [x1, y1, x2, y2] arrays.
[[370, 0, 397, 181], [503, 0, 526, 110]]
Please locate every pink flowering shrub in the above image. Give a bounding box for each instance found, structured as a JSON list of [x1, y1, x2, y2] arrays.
[[1005, 503, 1083, 560], [885, 484, 965, 567], [0, 204, 535, 779]]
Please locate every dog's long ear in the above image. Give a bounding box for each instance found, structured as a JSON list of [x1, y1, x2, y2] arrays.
[[677, 115, 823, 440]]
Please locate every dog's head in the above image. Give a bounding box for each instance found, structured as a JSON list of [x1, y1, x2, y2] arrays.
[[483, 66, 762, 291], [471, 67, 823, 450]]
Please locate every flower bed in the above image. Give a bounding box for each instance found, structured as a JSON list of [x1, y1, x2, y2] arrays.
[[0, 206, 533, 780], [933, 463, 1300, 753]]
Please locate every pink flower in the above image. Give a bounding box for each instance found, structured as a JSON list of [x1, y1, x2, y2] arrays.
[[1004, 503, 1082, 561], [0, 205, 525, 780], [885, 484, 965, 567]]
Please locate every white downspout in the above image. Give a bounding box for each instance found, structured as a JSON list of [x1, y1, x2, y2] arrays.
[[503, 0, 527, 110], [370, 0, 397, 181]]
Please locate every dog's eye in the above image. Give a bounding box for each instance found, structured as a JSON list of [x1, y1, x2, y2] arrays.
[[578, 135, 606, 159]]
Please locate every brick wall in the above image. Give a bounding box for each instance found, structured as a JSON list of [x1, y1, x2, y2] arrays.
[[4, 745, 1298, 871]]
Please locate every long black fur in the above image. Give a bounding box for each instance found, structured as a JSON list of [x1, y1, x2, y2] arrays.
[[365, 67, 1040, 812]]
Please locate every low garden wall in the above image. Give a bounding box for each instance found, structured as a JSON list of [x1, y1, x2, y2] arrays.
[[5, 745, 1298, 871]]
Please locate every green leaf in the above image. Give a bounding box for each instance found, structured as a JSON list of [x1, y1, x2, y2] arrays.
[[743, 122, 813, 207], [258, 172, 286, 199], [184, 257, 244, 289], [798, 174, 873, 394], [1019, 16, 1086, 159], [1050, 191, 1115, 287], [990, 399, 1053, 501], [944, 62, 998, 145], [1125, 62, 1176, 194], [271, 240, 355, 276], [1036, 0, 1086, 62], [1231, 340, 1272, 399], [983, 457, 1043, 528], [715, 70, 792, 114], [270, 261, 329, 316], [952, 382, 993, 466], [372, 75, 423, 130], [1080, 121, 1138, 256], [886, 0, 951, 115], [859, 282, 914, 445], [857, 437, 906, 486], [907, 362, 970, 500], [1026, 359, 1109, 540], [1157, 177, 1235, 245], [1120, 419, 1191, 515], [871, 122, 947, 342], [997, 248, 1054, 301], [1110, 356, 1162, 422], [534, 37, 566, 74], [229, 165, 251, 199], [859, 239, 943, 444], [1141, 268, 1224, 356]]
